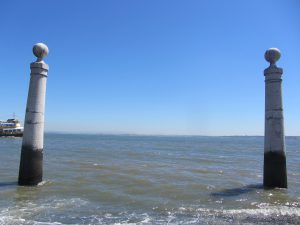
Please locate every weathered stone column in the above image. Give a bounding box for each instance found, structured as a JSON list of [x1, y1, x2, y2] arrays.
[[18, 43, 49, 186], [263, 48, 287, 188]]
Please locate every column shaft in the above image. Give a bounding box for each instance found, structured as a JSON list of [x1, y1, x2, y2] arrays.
[[18, 62, 49, 186], [263, 65, 287, 188]]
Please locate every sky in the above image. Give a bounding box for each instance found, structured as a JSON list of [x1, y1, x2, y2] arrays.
[[0, 0, 300, 135]]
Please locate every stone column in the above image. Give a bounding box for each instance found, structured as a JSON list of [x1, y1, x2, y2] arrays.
[[18, 43, 49, 186], [263, 48, 287, 188]]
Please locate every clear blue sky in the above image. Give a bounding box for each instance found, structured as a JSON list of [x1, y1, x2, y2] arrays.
[[0, 0, 299, 135]]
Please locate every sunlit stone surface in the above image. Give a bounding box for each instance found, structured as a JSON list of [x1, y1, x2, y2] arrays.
[[263, 48, 287, 188], [18, 43, 49, 186]]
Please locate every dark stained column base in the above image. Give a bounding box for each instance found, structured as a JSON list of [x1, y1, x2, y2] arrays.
[[18, 146, 43, 186], [263, 151, 287, 188]]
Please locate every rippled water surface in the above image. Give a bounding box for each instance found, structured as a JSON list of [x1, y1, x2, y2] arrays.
[[0, 134, 300, 224]]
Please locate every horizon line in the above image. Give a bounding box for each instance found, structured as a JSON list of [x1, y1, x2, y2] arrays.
[[44, 131, 300, 137]]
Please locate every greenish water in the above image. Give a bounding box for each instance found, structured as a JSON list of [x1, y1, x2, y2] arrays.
[[0, 134, 300, 224]]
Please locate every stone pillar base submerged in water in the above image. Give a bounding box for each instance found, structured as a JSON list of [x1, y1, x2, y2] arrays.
[[263, 48, 287, 188], [18, 147, 43, 185], [18, 43, 49, 186], [264, 151, 287, 188]]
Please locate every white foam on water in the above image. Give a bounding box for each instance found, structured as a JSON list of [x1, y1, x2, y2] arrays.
[[204, 206, 300, 224], [1, 199, 300, 225], [37, 180, 49, 186], [113, 223, 136, 225], [34, 222, 63, 225], [0, 217, 26, 225], [225, 206, 300, 217], [206, 185, 215, 190], [139, 214, 151, 223], [79, 211, 152, 225], [0, 198, 88, 225], [195, 205, 300, 220]]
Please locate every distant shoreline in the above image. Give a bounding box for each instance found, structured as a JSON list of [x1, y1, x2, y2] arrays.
[[43, 132, 300, 138]]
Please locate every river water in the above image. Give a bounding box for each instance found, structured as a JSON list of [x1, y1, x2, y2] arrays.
[[0, 134, 299, 224]]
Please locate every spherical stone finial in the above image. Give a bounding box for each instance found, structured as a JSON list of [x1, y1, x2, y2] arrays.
[[33, 43, 49, 62], [264, 48, 281, 65]]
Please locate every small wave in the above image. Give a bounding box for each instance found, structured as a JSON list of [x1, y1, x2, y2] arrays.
[[1, 205, 300, 225], [194, 206, 300, 224], [224, 206, 300, 217], [37, 180, 51, 186]]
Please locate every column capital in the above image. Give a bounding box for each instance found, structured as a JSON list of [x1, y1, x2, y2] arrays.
[[264, 65, 283, 76], [30, 62, 49, 77], [30, 61, 49, 70]]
